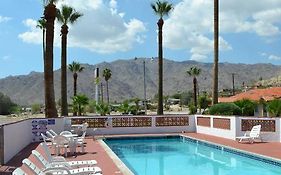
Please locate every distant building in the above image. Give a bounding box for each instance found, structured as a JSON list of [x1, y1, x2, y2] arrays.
[[219, 87, 281, 117]]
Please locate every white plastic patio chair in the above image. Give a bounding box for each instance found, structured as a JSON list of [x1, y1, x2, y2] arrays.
[[40, 142, 97, 167], [49, 129, 58, 136], [76, 131, 86, 153], [22, 158, 103, 175], [236, 125, 262, 143], [12, 167, 27, 175], [53, 135, 69, 157], [60, 130, 73, 136]]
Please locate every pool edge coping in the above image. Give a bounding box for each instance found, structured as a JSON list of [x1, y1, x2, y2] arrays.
[[180, 134, 281, 165], [98, 139, 134, 175]]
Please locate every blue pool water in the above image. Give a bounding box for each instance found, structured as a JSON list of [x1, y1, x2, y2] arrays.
[[104, 136, 281, 175]]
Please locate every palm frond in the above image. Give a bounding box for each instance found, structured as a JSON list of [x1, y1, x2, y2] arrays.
[[69, 12, 83, 24]]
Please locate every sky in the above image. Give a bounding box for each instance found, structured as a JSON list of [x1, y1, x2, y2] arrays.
[[0, 0, 280, 78]]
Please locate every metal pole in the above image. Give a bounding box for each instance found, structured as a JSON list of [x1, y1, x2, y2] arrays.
[[143, 60, 147, 115], [232, 73, 235, 96], [95, 68, 99, 104]]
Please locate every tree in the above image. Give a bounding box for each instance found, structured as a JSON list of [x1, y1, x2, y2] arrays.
[[72, 94, 89, 116], [68, 61, 84, 96], [212, 0, 219, 105], [0, 92, 17, 115], [267, 100, 281, 117], [151, 0, 173, 115], [234, 99, 256, 116], [43, 0, 58, 118], [102, 68, 112, 104], [187, 66, 201, 108], [36, 18, 46, 62], [57, 5, 83, 116], [198, 95, 211, 113]]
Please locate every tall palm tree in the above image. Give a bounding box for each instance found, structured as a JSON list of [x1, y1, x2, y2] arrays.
[[151, 0, 173, 115], [187, 66, 201, 108], [102, 68, 112, 104], [68, 61, 85, 97], [57, 5, 83, 116], [43, 0, 58, 118], [36, 18, 46, 61], [212, 0, 219, 105]]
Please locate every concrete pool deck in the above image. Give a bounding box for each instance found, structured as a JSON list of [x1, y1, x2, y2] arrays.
[[1, 133, 281, 175]]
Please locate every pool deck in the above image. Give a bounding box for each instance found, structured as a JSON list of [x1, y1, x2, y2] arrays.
[[1, 133, 281, 175]]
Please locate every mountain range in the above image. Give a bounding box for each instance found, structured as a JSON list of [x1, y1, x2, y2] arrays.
[[0, 58, 280, 106]]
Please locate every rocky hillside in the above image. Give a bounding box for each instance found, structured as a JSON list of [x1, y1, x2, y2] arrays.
[[0, 58, 280, 105]]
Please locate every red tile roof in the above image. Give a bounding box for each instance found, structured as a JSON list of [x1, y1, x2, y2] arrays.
[[219, 87, 281, 103]]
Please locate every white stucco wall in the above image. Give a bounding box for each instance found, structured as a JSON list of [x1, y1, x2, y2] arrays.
[[3, 119, 32, 163], [195, 115, 237, 140]]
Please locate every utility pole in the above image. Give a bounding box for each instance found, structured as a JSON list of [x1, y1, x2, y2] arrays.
[[95, 67, 99, 104], [232, 73, 235, 96]]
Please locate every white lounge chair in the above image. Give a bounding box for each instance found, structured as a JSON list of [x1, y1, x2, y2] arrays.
[[22, 158, 102, 175], [12, 167, 27, 175], [32, 150, 97, 168], [236, 125, 262, 143], [49, 129, 58, 136], [40, 142, 97, 167]]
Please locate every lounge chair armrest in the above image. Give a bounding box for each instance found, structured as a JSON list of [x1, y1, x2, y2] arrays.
[[43, 166, 71, 174]]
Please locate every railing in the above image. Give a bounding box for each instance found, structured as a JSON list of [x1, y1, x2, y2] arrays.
[[213, 118, 230, 130], [197, 117, 211, 127], [241, 119, 276, 132]]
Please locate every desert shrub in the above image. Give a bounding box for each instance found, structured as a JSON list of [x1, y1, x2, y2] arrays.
[[198, 95, 211, 112], [267, 99, 281, 117], [234, 99, 256, 116], [188, 104, 197, 114], [209, 103, 242, 116], [95, 103, 110, 116], [0, 92, 17, 115], [118, 101, 137, 115], [85, 100, 96, 113], [31, 103, 41, 114]]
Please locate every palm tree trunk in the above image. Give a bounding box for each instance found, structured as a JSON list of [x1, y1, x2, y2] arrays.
[[212, 0, 219, 105], [157, 18, 164, 115], [44, 3, 58, 118], [73, 73, 77, 116], [106, 81, 109, 104], [61, 24, 69, 116], [193, 77, 197, 108], [73, 73, 77, 96], [43, 29, 47, 114]]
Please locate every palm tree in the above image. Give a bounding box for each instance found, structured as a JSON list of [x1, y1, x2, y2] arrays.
[[212, 0, 219, 105], [151, 0, 173, 115], [102, 68, 112, 104], [36, 18, 46, 61], [43, 0, 58, 118], [72, 94, 89, 116], [68, 61, 85, 97], [57, 5, 83, 116], [187, 66, 201, 108]]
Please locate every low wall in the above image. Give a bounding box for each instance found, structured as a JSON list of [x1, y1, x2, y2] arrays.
[[1, 118, 65, 164], [68, 115, 195, 135], [1, 114, 281, 165], [195, 115, 237, 140]]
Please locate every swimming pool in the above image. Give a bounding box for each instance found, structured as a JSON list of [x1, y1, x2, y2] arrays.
[[104, 136, 281, 175]]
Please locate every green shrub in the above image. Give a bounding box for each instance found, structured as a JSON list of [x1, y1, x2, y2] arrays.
[[0, 92, 17, 115], [95, 103, 110, 116], [198, 95, 211, 112], [234, 99, 256, 116], [209, 103, 242, 116], [188, 104, 197, 114], [31, 103, 41, 114], [267, 99, 281, 117]]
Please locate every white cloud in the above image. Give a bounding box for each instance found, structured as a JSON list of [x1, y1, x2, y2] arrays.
[[1, 55, 11, 61], [268, 54, 281, 60], [0, 16, 11, 23], [164, 0, 281, 61], [18, 0, 146, 54]]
